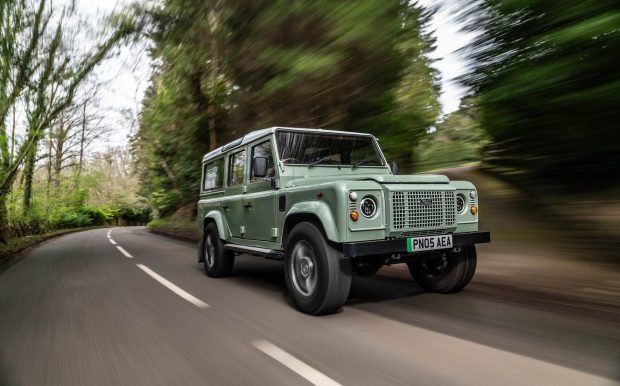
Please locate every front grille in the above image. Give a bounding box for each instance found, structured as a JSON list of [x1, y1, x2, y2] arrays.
[[400, 228, 451, 238], [391, 190, 456, 230]]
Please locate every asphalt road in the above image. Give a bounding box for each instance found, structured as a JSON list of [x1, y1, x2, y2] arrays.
[[0, 227, 618, 386]]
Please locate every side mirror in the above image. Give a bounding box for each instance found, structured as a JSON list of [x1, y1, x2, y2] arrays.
[[253, 156, 268, 178], [391, 161, 398, 175]]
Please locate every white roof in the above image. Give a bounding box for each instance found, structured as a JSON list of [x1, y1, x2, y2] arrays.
[[201, 126, 375, 162]]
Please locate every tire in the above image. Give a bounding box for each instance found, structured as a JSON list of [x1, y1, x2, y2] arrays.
[[284, 222, 352, 315], [407, 245, 477, 293], [202, 222, 234, 277]]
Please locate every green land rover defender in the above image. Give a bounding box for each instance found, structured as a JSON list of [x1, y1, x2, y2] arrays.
[[197, 127, 490, 315]]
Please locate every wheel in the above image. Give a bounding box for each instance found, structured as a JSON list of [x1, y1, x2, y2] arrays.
[[407, 245, 477, 293], [202, 222, 234, 277], [284, 222, 352, 315]]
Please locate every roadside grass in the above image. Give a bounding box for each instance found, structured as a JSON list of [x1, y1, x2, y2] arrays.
[[0, 227, 102, 269], [148, 217, 200, 242]]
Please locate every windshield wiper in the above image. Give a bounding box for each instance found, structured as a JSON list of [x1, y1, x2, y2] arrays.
[[351, 159, 372, 169], [308, 157, 340, 168]]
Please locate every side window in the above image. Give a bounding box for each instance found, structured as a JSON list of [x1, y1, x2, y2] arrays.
[[227, 150, 246, 187], [203, 158, 224, 191], [251, 140, 275, 182]]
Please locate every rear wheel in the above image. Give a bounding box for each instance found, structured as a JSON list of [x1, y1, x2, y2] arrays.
[[202, 222, 234, 277], [284, 222, 352, 315], [407, 245, 476, 293]]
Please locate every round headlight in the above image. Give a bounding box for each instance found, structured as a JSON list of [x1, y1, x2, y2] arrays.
[[360, 196, 377, 218], [456, 195, 466, 214], [349, 191, 358, 201], [469, 190, 476, 199]]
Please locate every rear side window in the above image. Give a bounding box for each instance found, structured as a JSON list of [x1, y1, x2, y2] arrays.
[[228, 150, 246, 187], [203, 158, 224, 191]]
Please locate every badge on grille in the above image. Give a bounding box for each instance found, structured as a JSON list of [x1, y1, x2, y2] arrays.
[[419, 198, 433, 206]]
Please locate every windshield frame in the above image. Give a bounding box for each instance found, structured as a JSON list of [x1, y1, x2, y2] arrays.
[[274, 129, 387, 168]]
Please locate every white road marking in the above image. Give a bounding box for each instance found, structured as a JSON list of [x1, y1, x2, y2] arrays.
[[116, 246, 133, 258], [109, 239, 117, 245], [136, 264, 209, 309], [106, 235, 112, 239], [252, 340, 342, 386]]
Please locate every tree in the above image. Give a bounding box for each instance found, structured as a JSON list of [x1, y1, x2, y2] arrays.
[[414, 97, 489, 171], [0, 0, 139, 241], [134, 0, 441, 215], [462, 0, 620, 187]]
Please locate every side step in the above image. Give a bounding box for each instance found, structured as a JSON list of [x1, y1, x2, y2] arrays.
[[224, 244, 285, 260]]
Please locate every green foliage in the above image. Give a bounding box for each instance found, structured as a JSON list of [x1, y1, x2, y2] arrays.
[[463, 0, 620, 187], [51, 209, 93, 229], [147, 218, 166, 228], [414, 98, 489, 171], [135, 0, 441, 214]]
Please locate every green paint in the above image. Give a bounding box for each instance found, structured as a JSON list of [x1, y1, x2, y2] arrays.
[[197, 128, 480, 249]]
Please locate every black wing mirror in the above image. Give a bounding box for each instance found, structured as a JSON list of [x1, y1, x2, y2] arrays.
[[391, 161, 398, 175], [253, 156, 268, 178]]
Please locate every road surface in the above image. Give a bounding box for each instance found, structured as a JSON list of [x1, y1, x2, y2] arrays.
[[0, 226, 618, 385]]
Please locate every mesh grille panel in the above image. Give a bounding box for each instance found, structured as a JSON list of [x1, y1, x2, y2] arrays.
[[400, 228, 452, 238], [392, 191, 456, 230]]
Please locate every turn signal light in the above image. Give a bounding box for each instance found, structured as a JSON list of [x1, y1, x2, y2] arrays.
[[350, 210, 359, 221], [470, 205, 478, 215]]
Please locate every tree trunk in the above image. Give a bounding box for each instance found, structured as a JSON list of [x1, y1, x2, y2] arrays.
[[0, 194, 9, 244], [46, 127, 53, 214], [208, 9, 219, 151], [22, 147, 37, 215], [75, 102, 86, 188], [53, 115, 66, 189]]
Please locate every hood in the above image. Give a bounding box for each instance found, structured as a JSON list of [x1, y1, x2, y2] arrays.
[[286, 173, 449, 187], [357, 174, 449, 184]]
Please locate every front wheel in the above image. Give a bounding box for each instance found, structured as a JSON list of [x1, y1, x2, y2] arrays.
[[202, 222, 234, 277], [407, 245, 477, 293], [284, 222, 352, 315]]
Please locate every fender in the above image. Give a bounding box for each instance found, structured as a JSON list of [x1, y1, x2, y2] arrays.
[[451, 180, 476, 190], [204, 210, 230, 240], [198, 210, 229, 263], [286, 201, 340, 242]]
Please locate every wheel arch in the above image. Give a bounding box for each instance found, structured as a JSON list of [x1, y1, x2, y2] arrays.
[[203, 210, 229, 241], [283, 201, 340, 246]]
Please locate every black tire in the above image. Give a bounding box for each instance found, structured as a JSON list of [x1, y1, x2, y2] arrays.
[[284, 222, 352, 315], [202, 222, 234, 277], [407, 245, 477, 293]]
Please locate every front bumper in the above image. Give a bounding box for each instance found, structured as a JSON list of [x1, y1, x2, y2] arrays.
[[342, 231, 491, 257]]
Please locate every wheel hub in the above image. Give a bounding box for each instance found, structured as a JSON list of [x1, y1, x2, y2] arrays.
[[299, 257, 313, 278], [290, 241, 318, 297]]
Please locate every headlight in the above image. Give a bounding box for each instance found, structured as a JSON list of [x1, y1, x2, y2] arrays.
[[360, 196, 377, 218], [349, 191, 358, 201], [469, 190, 476, 199], [456, 195, 466, 214]]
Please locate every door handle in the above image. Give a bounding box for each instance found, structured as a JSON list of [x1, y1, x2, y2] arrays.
[[243, 202, 253, 208], [222, 203, 230, 210]]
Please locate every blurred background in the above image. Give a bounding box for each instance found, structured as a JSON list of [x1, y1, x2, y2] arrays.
[[0, 0, 619, 384]]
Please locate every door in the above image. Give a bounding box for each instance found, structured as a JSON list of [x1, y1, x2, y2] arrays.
[[244, 139, 278, 241], [223, 148, 247, 238]]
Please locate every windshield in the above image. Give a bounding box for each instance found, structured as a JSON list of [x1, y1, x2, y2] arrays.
[[276, 131, 384, 167]]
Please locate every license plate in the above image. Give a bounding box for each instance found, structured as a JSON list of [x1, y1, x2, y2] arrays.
[[407, 234, 453, 252]]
